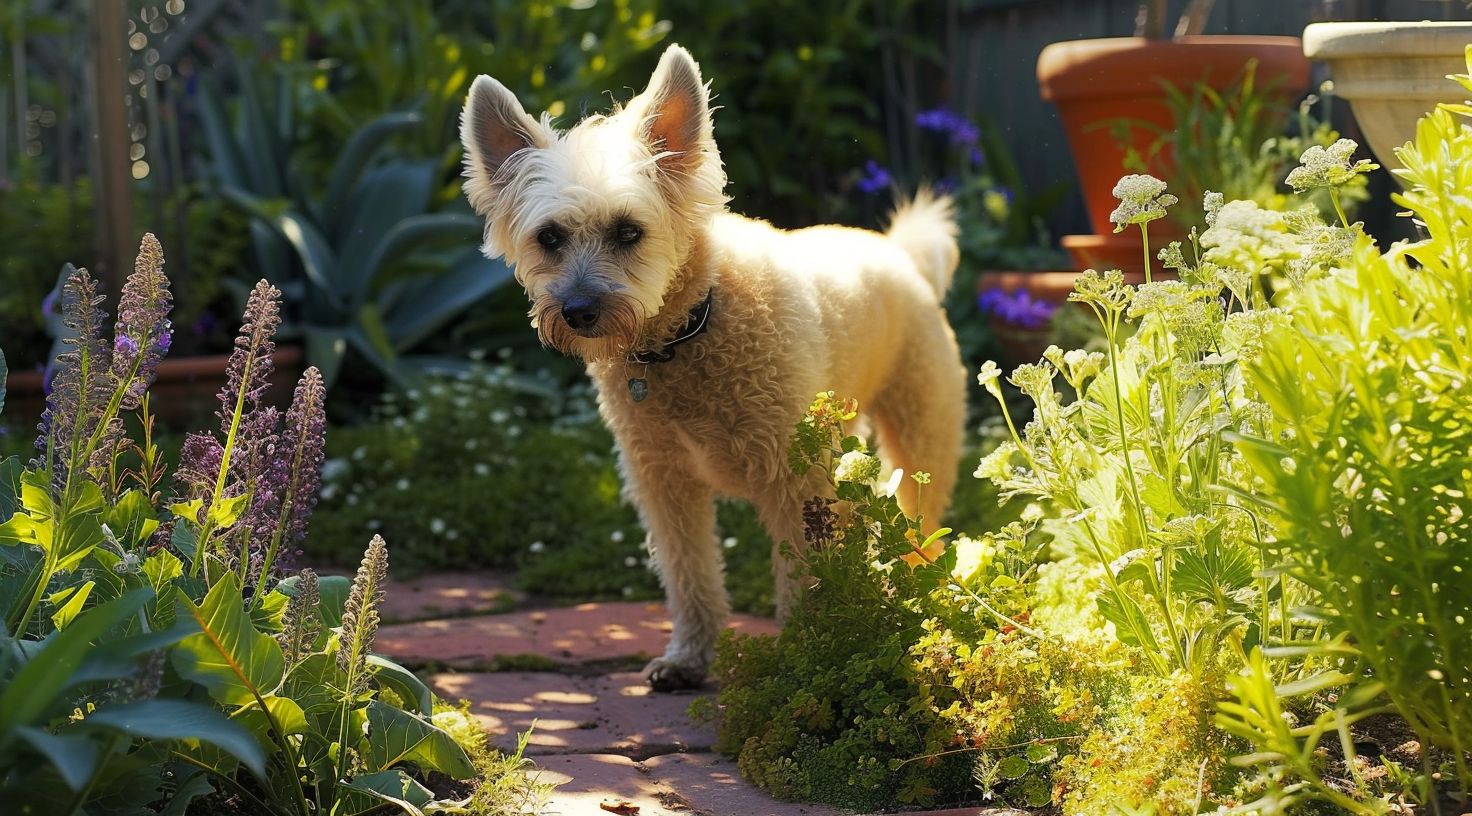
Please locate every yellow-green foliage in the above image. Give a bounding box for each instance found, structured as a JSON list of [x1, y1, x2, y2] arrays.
[[1055, 672, 1235, 815]]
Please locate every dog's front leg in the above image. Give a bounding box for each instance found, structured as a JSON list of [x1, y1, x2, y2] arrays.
[[624, 459, 729, 691]]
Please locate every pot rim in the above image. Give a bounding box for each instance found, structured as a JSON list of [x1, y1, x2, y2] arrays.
[[1304, 21, 1472, 59], [1039, 35, 1308, 100]]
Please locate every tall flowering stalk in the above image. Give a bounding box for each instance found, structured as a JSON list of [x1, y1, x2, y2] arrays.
[[184, 280, 281, 577], [15, 236, 176, 636], [252, 367, 326, 603], [34, 269, 112, 499], [333, 535, 388, 801], [277, 567, 321, 671]]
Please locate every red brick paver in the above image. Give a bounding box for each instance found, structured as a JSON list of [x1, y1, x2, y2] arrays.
[[377, 601, 778, 668]]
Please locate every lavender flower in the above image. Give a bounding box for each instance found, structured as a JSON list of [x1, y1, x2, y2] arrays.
[[916, 107, 980, 146], [276, 367, 327, 547], [977, 287, 1057, 330], [175, 432, 225, 509], [34, 269, 113, 492], [278, 568, 321, 670], [856, 160, 892, 194], [250, 367, 327, 597], [112, 233, 174, 409], [338, 535, 389, 695], [218, 280, 282, 425]]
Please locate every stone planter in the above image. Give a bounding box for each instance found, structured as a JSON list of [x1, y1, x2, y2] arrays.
[[1303, 22, 1472, 175]]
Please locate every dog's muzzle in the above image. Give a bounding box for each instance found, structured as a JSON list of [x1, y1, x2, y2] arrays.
[[560, 295, 603, 335]]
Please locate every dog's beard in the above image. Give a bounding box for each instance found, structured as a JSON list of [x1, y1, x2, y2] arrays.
[[532, 294, 643, 362]]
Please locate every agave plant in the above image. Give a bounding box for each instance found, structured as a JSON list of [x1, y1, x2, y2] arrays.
[[197, 57, 512, 388]]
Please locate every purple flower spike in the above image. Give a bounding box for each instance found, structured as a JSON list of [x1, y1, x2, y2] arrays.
[[218, 281, 282, 424], [977, 286, 1057, 330], [279, 366, 327, 548], [112, 233, 174, 410], [857, 160, 892, 195], [34, 269, 113, 488]]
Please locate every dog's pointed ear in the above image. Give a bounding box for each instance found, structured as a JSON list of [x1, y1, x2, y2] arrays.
[[638, 45, 714, 178], [460, 75, 548, 209]]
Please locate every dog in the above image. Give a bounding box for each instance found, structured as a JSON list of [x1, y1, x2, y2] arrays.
[[459, 44, 967, 690]]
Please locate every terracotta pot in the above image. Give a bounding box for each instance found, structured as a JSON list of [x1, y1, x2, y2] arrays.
[[4, 345, 305, 428], [1303, 22, 1472, 178], [1061, 230, 1190, 278], [1038, 35, 1311, 239]]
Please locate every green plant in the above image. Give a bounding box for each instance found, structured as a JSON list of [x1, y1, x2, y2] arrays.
[[198, 59, 511, 389], [1117, 63, 1368, 230], [306, 361, 780, 611], [0, 235, 532, 813], [1233, 67, 1472, 799]]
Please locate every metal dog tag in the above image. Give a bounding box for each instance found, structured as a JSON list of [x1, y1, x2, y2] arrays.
[[628, 377, 649, 402]]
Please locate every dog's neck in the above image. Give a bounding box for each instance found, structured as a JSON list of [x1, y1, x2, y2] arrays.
[[635, 238, 717, 354]]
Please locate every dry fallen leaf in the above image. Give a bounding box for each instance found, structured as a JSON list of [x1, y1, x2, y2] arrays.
[[599, 797, 640, 815]]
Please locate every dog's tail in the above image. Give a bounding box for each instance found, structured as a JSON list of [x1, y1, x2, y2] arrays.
[[886, 189, 960, 299]]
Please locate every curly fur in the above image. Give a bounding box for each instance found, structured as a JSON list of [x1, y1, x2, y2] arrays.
[[461, 44, 967, 690]]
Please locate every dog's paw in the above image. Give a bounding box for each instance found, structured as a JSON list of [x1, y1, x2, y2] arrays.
[[643, 655, 707, 692]]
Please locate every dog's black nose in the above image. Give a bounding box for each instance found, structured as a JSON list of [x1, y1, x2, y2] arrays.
[[561, 297, 602, 331]]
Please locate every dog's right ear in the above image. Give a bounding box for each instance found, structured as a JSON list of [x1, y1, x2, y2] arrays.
[[460, 75, 548, 213]]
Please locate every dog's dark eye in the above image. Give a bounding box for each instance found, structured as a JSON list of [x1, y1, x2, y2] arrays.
[[614, 223, 642, 246], [536, 228, 564, 250]]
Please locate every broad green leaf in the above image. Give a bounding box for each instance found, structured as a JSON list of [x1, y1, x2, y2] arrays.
[[142, 549, 183, 597], [0, 589, 152, 733], [361, 700, 475, 779], [49, 580, 95, 629], [367, 655, 435, 716], [283, 652, 346, 719], [0, 456, 22, 521], [13, 726, 101, 790], [231, 694, 309, 751], [338, 768, 435, 816], [171, 573, 285, 707], [205, 492, 251, 530], [106, 490, 160, 549], [995, 754, 1029, 780], [85, 698, 267, 779]]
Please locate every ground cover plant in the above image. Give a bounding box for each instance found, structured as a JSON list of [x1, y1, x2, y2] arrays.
[[0, 237, 540, 814], [703, 59, 1472, 814]]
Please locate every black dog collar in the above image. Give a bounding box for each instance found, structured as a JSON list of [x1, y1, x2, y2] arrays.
[[626, 290, 713, 401]]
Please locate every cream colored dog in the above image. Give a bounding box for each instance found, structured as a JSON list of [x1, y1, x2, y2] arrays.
[[460, 44, 966, 690]]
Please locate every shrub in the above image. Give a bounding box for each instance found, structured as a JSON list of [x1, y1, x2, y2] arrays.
[[1233, 78, 1472, 795]]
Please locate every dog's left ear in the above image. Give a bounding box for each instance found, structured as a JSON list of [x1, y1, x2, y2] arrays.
[[638, 45, 715, 178]]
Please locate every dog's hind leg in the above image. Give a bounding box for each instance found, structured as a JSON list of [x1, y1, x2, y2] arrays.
[[623, 459, 729, 691], [752, 469, 834, 621], [870, 326, 967, 534]]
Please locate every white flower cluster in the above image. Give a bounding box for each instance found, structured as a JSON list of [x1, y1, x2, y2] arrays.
[[834, 450, 883, 484], [1109, 174, 1178, 231], [1284, 138, 1376, 192]]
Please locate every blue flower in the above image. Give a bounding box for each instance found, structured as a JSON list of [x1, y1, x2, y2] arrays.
[[916, 107, 979, 146], [977, 286, 1057, 330], [856, 160, 892, 194]]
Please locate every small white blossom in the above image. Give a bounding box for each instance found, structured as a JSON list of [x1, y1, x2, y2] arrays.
[[1109, 173, 1177, 231], [882, 468, 906, 498], [529, 540, 545, 554], [1285, 138, 1376, 192], [474, 463, 491, 477], [610, 530, 626, 543], [624, 556, 639, 567], [430, 518, 446, 535], [395, 478, 410, 491], [834, 450, 882, 484], [722, 537, 738, 549]]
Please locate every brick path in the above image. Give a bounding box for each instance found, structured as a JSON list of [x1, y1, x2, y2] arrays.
[[374, 573, 1027, 816]]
